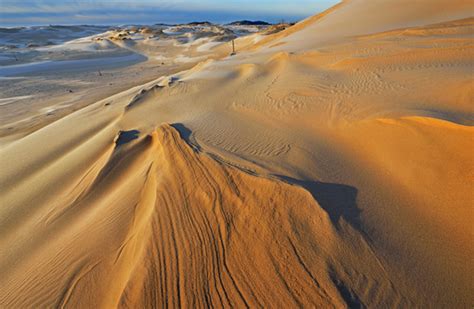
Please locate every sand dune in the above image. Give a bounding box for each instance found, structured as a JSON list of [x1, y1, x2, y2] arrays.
[[0, 122, 411, 307], [1, 0, 473, 307]]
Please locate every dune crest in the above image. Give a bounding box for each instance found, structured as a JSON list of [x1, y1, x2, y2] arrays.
[[0, 125, 397, 307], [1, 0, 473, 307]]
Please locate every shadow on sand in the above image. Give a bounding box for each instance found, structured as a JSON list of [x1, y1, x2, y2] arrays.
[[279, 176, 364, 308], [277, 175, 362, 233], [171, 123, 201, 151], [115, 130, 140, 146], [171, 123, 192, 141]]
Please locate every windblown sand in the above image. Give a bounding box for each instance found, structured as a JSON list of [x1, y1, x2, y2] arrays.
[[1, 0, 473, 307]]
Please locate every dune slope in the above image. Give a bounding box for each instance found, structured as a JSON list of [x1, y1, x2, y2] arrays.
[[1, 0, 473, 307], [0, 124, 398, 308]]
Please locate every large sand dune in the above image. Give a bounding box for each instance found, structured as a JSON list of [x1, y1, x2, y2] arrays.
[[1, 0, 473, 307]]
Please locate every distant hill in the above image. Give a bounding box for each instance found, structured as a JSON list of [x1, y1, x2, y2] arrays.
[[186, 21, 213, 26], [227, 20, 271, 26], [154, 23, 175, 27]]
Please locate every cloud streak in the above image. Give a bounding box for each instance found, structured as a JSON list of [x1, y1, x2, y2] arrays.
[[0, 0, 338, 26]]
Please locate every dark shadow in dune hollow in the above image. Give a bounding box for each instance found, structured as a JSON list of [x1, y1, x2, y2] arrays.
[[278, 176, 362, 233], [171, 123, 201, 151], [329, 271, 363, 309], [280, 176, 364, 308], [115, 130, 140, 146], [171, 123, 192, 141]]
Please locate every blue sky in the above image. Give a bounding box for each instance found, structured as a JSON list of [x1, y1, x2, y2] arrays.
[[0, 0, 339, 27]]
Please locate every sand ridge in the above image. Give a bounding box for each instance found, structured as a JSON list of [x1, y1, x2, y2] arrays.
[[0, 124, 398, 307], [1, 0, 473, 307]]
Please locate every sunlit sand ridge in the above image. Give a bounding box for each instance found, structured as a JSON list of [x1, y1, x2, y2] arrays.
[[0, 0, 473, 307]]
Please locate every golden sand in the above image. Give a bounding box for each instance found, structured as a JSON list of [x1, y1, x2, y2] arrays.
[[1, 0, 473, 307]]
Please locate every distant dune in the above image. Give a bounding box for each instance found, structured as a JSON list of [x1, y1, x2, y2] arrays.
[[0, 0, 473, 307], [227, 20, 271, 26]]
